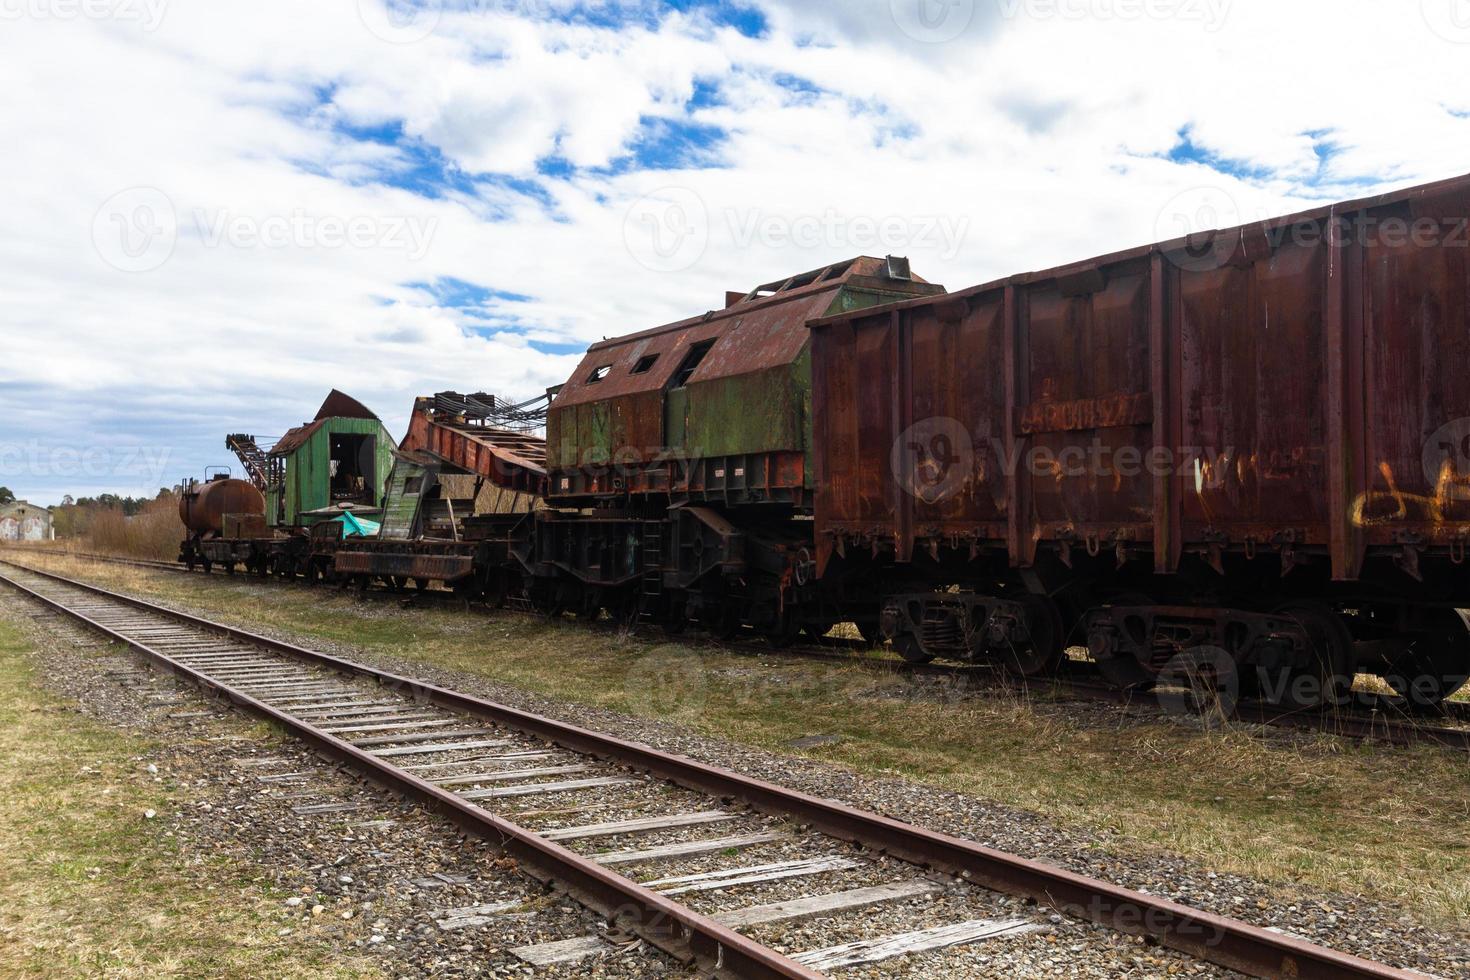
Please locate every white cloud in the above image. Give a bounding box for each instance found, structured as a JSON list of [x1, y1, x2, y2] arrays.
[[0, 0, 1467, 503]]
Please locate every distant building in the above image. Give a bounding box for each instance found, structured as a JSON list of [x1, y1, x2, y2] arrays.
[[0, 501, 54, 541]]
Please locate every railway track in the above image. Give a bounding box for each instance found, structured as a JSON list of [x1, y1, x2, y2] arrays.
[[9, 547, 1470, 752], [0, 557, 1424, 979]]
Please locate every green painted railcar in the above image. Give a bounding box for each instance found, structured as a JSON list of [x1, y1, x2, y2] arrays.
[[264, 390, 396, 528]]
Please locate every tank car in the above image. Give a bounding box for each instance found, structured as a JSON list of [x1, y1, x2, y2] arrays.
[[177, 475, 269, 573]]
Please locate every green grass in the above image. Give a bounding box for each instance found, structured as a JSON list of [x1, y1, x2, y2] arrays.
[[23, 556, 1470, 931], [0, 614, 375, 979]]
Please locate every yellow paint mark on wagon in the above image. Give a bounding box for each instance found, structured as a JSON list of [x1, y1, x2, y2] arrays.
[[1350, 460, 1470, 528]]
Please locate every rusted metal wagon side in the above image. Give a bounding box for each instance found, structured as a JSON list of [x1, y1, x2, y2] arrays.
[[810, 172, 1470, 702]]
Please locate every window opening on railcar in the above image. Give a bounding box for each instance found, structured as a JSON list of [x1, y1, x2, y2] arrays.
[[631, 353, 659, 375], [587, 364, 612, 383], [820, 259, 854, 281], [329, 434, 374, 506], [669, 339, 715, 389]]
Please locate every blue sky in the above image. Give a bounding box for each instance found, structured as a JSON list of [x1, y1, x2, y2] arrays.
[[1, 0, 1468, 505]]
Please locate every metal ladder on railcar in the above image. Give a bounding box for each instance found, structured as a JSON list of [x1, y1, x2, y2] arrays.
[[639, 523, 666, 622]]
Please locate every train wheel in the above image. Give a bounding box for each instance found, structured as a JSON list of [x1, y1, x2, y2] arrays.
[[854, 620, 882, 647], [484, 571, 509, 610], [1154, 646, 1238, 723], [608, 591, 641, 630], [452, 575, 483, 603], [892, 633, 934, 664], [662, 594, 689, 635], [802, 622, 835, 643], [1386, 610, 1470, 708], [764, 612, 800, 648], [1267, 602, 1353, 709], [531, 590, 565, 618], [709, 601, 742, 640], [1001, 595, 1065, 677], [200, 558, 212, 575]]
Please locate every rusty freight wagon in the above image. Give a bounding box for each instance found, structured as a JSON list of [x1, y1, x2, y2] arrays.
[[809, 172, 1470, 705]]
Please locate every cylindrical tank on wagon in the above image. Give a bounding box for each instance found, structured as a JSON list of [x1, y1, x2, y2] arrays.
[[179, 479, 265, 535]]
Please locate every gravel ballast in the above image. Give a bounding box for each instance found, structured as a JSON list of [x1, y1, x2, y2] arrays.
[[2, 570, 1465, 978]]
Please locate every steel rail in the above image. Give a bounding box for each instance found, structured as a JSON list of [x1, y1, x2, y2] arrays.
[[0, 560, 821, 980], [0, 558, 1420, 980]]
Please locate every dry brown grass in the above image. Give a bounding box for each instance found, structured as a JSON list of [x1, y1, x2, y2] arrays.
[[77, 496, 183, 562], [0, 615, 373, 979], [18, 553, 1470, 932]]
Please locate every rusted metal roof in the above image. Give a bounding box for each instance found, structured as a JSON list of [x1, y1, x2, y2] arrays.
[[269, 420, 325, 458], [270, 390, 384, 457], [313, 389, 380, 422], [554, 257, 939, 410]]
